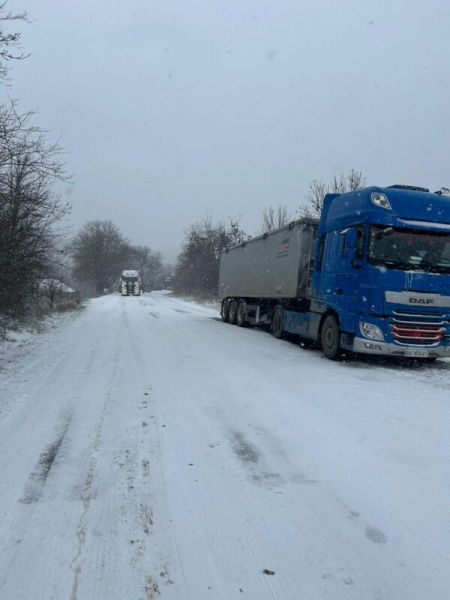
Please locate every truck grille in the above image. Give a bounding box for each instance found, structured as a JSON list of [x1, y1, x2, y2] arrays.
[[390, 309, 447, 346]]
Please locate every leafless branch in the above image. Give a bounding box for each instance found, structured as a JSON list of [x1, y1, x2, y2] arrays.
[[298, 169, 366, 217]]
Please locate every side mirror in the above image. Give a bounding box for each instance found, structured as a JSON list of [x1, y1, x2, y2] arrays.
[[343, 228, 361, 267], [345, 228, 358, 249], [344, 247, 356, 263]]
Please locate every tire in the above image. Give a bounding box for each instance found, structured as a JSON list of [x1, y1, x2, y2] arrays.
[[221, 300, 229, 322], [236, 300, 247, 327], [228, 299, 238, 324], [321, 314, 342, 360], [272, 305, 284, 339]]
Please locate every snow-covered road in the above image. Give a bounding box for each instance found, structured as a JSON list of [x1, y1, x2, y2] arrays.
[[0, 292, 449, 600]]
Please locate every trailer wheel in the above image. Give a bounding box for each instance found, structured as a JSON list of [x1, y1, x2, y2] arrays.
[[221, 300, 229, 322], [236, 300, 247, 327], [228, 299, 238, 324], [321, 314, 342, 360], [272, 306, 284, 339]]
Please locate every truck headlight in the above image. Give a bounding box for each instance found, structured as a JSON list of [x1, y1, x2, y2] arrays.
[[371, 192, 391, 210], [360, 322, 384, 341]]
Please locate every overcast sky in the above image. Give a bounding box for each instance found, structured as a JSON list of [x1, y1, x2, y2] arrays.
[[8, 0, 450, 263]]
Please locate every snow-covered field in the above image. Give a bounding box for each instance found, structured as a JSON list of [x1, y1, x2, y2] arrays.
[[0, 292, 448, 600]]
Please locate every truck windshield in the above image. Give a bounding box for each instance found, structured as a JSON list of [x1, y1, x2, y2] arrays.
[[123, 277, 138, 282], [368, 226, 450, 274]]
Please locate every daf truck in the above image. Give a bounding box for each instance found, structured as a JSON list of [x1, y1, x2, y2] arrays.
[[219, 185, 450, 360]]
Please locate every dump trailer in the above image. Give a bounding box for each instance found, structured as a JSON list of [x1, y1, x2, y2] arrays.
[[219, 185, 450, 361], [219, 219, 318, 325], [120, 270, 141, 296]]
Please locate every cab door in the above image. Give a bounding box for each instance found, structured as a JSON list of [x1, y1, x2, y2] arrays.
[[318, 230, 344, 300], [336, 227, 365, 324]]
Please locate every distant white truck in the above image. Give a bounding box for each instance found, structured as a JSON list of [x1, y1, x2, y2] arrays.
[[120, 270, 141, 296]]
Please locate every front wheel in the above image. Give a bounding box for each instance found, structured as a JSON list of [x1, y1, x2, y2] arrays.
[[321, 314, 342, 360]]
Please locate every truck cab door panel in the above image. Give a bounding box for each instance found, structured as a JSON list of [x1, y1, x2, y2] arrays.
[[315, 227, 365, 330]]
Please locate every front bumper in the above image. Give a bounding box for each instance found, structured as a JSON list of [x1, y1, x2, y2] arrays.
[[353, 336, 450, 357]]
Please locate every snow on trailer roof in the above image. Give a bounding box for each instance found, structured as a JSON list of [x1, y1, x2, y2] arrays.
[[222, 217, 319, 253]]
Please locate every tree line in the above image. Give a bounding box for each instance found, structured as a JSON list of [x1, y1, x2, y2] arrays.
[[70, 220, 165, 296], [0, 5, 74, 325], [0, 4, 165, 326]]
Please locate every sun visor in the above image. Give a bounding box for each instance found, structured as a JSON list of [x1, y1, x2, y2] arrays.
[[396, 219, 450, 231]]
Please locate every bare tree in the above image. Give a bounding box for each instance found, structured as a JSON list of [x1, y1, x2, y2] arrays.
[[258, 204, 292, 234], [173, 216, 247, 298], [0, 4, 73, 325], [128, 245, 163, 290], [69, 220, 130, 296], [299, 169, 366, 218], [299, 179, 329, 219], [0, 103, 70, 319], [160, 263, 174, 289], [40, 277, 64, 310], [0, 2, 29, 83]]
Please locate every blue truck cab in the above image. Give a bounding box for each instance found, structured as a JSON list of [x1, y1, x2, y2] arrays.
[[302, 185, 450, 359]]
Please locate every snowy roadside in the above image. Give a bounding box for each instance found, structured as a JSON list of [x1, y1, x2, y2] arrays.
[[169, 291, 450, 372], [165, 291, 220, 312], [0, 303, 88, 377]]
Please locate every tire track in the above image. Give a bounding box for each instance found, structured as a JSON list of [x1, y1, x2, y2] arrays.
[[20, 415, 72, 504], [69, 350, 120, 600]]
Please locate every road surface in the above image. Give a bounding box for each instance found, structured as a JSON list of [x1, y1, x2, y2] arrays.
[[0, 292, 449, 600]]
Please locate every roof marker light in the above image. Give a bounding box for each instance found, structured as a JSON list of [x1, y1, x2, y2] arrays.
[[435, 187, 450, 196], [371, 192, 391, 210]]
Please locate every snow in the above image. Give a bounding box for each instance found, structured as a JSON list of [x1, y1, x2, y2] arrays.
[[40, 279, 76, 294], [0, 292, 449, 599], [122, 270, 139, 278]]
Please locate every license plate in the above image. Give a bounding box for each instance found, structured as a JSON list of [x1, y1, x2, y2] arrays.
[[404, 349, 429, 358]]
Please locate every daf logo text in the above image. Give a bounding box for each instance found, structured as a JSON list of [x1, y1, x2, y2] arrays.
[[409, 298, 434, 305]]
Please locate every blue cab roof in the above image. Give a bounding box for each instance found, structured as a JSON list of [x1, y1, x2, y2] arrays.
[[322, 185, 450, 232]]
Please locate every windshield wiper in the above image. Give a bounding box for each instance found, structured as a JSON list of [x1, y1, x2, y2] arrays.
[[418, 259, 448, 273], [420, 258, 435, 269], [382, 259, 412, 269]]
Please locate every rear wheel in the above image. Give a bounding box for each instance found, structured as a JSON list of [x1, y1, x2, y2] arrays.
[[221, 300, 229, 322], [272, 306, 284, 339], [321, 314, 342, 360], [236, 300, 247, 327], [228, 299, 238, 324]]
